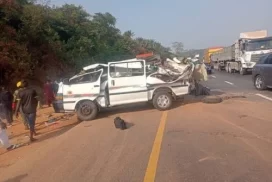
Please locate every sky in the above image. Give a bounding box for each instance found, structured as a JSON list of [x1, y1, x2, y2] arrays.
[[52, 0, 272, 49]]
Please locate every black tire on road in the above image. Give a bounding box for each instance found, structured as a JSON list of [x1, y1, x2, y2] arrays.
[[153, 92, 173, 111], [254, 75, 266, 90], [202, 96, 223, 104], [76, 100, 98, 121]]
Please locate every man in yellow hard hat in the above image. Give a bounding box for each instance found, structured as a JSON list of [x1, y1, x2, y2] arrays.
[[13, 81, 29, 130]]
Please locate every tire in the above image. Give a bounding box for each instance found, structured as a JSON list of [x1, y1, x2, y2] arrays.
[[76, 100, 98, 121], [254, 75, 266, 90], [153, 92, 173, 111], [202, 96, 223, 104]]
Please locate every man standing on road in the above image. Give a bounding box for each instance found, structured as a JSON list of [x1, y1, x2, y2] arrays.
[[13, 81, 29, 130], [15, 80, 38, 142]]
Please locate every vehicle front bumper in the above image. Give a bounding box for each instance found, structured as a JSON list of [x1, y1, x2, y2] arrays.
[[242, 62, 256, 69]]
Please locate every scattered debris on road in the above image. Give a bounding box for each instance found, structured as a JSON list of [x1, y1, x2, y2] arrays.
[[114, 117, 127, 130]]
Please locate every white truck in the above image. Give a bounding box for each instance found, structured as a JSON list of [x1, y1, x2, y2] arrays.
[[211, 30, 272, 75], [53, 58, 194, 121]]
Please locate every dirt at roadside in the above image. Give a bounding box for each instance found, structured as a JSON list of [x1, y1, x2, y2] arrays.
[[0, 107, 80, 168]]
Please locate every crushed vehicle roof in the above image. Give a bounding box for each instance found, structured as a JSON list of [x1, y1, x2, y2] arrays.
[[83, 63, 107, 71]]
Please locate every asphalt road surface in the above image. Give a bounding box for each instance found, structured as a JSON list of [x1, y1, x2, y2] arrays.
[[203, 70, 272, 101], [1, 71, 272, 182]]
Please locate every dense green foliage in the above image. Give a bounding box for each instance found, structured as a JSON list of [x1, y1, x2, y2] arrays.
[[0, 0, 172, 85]]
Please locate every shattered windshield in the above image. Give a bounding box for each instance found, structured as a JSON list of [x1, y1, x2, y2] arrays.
[[69, 70, 102, 84], [245, 39, 272, 51]]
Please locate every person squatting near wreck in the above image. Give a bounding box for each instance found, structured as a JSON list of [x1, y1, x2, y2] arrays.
[[15, 80, 39, 142]]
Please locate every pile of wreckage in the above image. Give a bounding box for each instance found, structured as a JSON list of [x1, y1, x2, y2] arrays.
[[77, 54, 208, 85], [145, 56, 208, 85]]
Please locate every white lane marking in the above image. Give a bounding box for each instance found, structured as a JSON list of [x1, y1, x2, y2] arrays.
[[211, 75, 216, 78], [224, 81, 234, 85], [256, 93, 272, 102]]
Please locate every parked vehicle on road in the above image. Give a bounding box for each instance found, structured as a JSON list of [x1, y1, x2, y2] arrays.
[[211, 30, 272, 75], [252, 53, 272, 90], [204, 47, 223, 70], [53, 58, 195, 121]]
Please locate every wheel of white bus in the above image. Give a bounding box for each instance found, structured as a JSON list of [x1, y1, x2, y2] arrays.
[[153, 91, 173, 111], [76, 100, 98, 121]]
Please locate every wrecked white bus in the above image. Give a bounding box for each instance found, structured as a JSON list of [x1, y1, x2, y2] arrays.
[[53, 58, 194, 121]]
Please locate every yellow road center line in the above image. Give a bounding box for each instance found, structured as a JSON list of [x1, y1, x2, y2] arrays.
[[143, 111, 168, 182]]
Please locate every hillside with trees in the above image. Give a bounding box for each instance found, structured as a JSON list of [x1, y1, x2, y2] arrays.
[[0, 0, 173, 88], [171, 42, 205, 59]]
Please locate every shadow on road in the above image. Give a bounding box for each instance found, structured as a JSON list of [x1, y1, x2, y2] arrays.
[[97, 84, 224, 119], [209, 90, 225, 96], [34, 121, 81, 144], [125, 122, 135, 129], [97, 101, 184, 119], [6, 119, 81, 151], [3, 174, 28, 182]]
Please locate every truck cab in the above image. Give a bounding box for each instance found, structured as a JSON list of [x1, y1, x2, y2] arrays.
[[234, 31, 272, 75], [53, 58, 191, 121], [239, 37, 272, 67]]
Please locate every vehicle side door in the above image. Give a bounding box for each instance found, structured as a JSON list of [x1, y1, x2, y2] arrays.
[[63, 70, 102, 111], [107, 60, 148, 106], [265, 55, 272, 86]]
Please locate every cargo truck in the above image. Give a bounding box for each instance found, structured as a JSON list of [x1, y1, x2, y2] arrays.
[[204, 47, 223, 64], [204, 47, 223, 74], [211, 30, 272, 75]]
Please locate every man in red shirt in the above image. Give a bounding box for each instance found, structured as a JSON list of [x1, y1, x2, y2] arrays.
[[44, 79, 55, 107]]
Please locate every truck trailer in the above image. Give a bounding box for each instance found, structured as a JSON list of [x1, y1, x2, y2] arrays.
[[204, 47, 223, 65], [211, 30, 272, 75]]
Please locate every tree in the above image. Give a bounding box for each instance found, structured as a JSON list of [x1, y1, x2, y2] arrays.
[[172, 41, 184, 56], [0, 0, 172, 88]]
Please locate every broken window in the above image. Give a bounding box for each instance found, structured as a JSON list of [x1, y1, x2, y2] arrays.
[[69, 70, 102, 84], [109, 61, 144, 78]]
